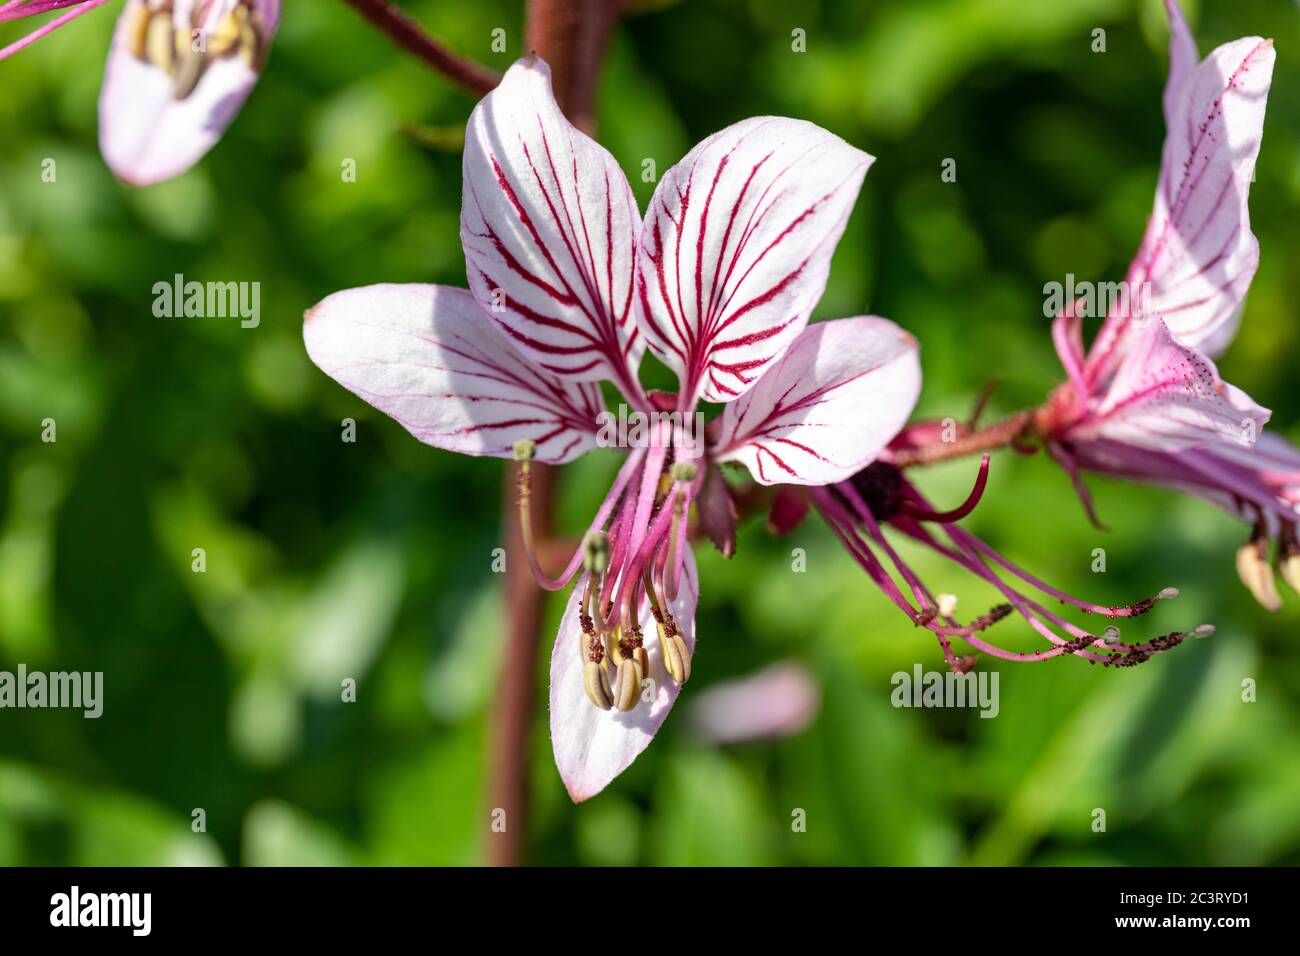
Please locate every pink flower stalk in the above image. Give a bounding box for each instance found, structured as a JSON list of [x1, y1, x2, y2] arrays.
[[801, 452, 1207, 671], [304, 57, 923, 801], [1035, 0, 1297, 609], [1, 0, 279, 184]]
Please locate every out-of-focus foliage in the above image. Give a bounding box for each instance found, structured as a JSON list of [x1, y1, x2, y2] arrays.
[[1, 0, 1297, 866]]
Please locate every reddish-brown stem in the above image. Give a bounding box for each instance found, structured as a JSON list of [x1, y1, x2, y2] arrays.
[[340, 0, 500, 95], [489, 461, 552, 869], [488, 0, 624, 869], [525, 0, 624, 132], [891, 411, 1037, 468]]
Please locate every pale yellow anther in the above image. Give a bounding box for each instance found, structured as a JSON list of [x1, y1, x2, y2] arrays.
[[1236, 542, 1282, 613], [630, 645, 649, 679], [1281, 551, 1300, 595], [512, 438, 537, 462], [662, 631, 692, 684], [206, 12, 242, 56], [669, 461, 697, 484], [1101, 625, 1122, 645], [237, 6, 265, 71], [171, 32, 205, 99], [145, 13, 174, 72], [583, 661, 613, 710], [613, 659, 639, 712], [124, 2, 152, 60]]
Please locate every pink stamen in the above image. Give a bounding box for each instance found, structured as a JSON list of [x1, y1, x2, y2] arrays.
[[898, 453, 990, 523], [0, 0, 109, 61]]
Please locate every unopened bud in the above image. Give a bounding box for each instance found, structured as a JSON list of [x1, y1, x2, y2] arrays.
[[582, 531, 610, 575], [1236, 542, 1282, 613], [583, 661, 613, 710], [512, 438, 536, 462]]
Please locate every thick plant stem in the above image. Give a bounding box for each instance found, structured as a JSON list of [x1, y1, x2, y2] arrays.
[[488, 0, 624, 868], [341, 0, 500, 95], [892, 411, 1037, 468], [525, 0, 623, 132], [489, 461, 553, 868]]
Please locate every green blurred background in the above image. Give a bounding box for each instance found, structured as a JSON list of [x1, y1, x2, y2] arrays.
[[1, 0, 1298, 866]]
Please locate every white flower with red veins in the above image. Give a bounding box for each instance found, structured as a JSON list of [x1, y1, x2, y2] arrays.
[[303, 57, 923, 801], [1, 0, 279, 185], [1037, 0, 1299, 609]]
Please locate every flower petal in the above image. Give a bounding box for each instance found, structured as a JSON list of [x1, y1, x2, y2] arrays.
[[711, 317, 920, 485], [549, 551, 699, 802], [637, 117, 872, 406], [1091, 27, 1273, 371], [460, 56, 644, 395], [685, 661, 819, 745], [1073, 316, 1269, 453], [1161, 0, 1198, 127], [303, 283, 604, 464], [99, 0, 280, 186]]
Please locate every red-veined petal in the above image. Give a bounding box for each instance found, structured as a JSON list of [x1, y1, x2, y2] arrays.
[[1074, 316, 1269, 453], [711, 317, 920, 485], [637, 117, 872, 406], [461, 56, 644, 396], [303, 283, 604, 464], [549, 551, 699, 803]]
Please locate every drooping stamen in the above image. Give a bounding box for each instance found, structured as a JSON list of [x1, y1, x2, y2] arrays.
[[957, 530, 1179, 618], [663, 461, 696, 602], [821, 469, 1202, 668], [899, 454, 990, 523], [642, 565, 691, 685], [514, 441, 646, 592], [1236, 520, 1282, 612]]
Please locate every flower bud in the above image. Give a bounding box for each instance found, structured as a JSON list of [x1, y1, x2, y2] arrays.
[[583, 661, 613, 710]]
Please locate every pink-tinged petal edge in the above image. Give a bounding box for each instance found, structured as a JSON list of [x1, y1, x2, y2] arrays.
[[712, 317, 921, 486], [99, 0, 281, 186], [549, 551, 699, 803], [1089, 22, 1274, 373], [637, 116, 872, 408], [460, 56, 645, 399], [686, 661, 819, 745], [1072, 316, 1270, 453], [303, 283, 604, 465]]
